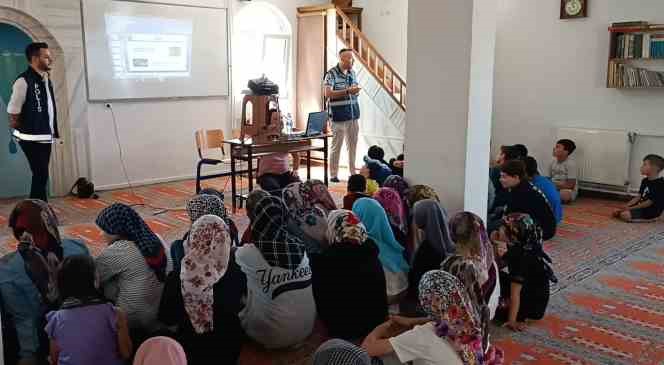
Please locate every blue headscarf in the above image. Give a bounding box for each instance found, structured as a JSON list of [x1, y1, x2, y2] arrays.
[[352, 198, 409, 273], [96, 203, 167, 281]]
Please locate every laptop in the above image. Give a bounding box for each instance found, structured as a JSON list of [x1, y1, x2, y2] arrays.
[[290, 111, 328, 139]]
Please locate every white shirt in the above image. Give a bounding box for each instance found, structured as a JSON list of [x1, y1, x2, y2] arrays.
[[7, 72, 55, 143], [386, 323, 463, 365], [235, 244, 316, 349]]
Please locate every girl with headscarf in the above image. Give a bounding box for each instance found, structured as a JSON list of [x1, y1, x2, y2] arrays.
[[159, 215, 246, 364], [171, 194, 240, 273], [133, 336, 187, 365], [409, 199, 455, 298], [406, 185, 440, 208], [235, 195, 316, 349], [314, 339, 373, 365], [445, 212, 500, 318], [282, 180, 337, 253], [95, 203, 171, 333], [46, 255, 132, 365], [352, 198, 409, 304], [494, 213, 557, 331], [362, 270, 503, 365], [312, 210, 388, 340], [384, 175, 409, 203], [1, 200, 90, 363], [374, 187, 408, 249], [240, 189, 271, 245]]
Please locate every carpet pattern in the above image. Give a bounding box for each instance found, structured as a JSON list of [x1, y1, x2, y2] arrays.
[[1, 173, 663, 364]]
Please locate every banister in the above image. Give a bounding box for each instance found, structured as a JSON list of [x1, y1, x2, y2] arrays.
[[335, 6, 406, 111]]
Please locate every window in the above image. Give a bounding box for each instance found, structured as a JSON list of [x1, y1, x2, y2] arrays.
[[234, 3, 292, 99]]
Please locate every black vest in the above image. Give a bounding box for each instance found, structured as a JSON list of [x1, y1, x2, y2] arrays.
[[16, 67, 59, 139]]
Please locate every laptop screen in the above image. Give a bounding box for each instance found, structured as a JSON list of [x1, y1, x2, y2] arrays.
[[306, 111, 328, 136]]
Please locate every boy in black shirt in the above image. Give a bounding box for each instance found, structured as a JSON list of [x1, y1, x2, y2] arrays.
[[499, 160, 557, 240], [614, 154, 664, 222]]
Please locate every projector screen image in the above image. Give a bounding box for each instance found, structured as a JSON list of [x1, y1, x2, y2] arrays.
[[106, 15, 192, 79], [82, 0, 228, 100]]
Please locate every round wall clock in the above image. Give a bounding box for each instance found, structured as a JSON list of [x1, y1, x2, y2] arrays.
[[561, 0, 588, 19]]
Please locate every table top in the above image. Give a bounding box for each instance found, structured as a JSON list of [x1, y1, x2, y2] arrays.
[[224, 133, 331, 147]]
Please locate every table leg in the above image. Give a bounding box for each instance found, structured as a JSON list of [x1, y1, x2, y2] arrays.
[[230, 147, 237, 213], [307, 150, 311, 180], [323, 136, 329, 186], [248, 146, 254, 193]]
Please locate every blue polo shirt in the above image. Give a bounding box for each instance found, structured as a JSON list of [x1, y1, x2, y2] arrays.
[[324, 65, 360, 122], [533, 175, 563, 223]]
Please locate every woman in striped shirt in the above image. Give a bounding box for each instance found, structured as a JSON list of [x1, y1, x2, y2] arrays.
[[95, 203, 171, 337]]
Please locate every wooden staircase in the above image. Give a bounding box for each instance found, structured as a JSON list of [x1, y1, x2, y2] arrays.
[[335, 7, 407, 111]]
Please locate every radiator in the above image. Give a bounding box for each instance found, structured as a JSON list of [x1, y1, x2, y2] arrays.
[[556, 128, 634, 191]]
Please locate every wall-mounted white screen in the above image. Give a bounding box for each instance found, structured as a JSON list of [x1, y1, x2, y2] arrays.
[[82, 0, 229, 100]]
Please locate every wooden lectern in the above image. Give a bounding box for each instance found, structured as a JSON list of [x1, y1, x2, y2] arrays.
[[240, 94, 283, 144]]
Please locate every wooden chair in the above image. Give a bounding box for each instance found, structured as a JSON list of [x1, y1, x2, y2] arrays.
[[195, 129, 233, 194]]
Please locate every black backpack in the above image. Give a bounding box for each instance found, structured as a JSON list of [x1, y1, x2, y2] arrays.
[[248, 76, 279, 95], [69, 177, 97, 199]]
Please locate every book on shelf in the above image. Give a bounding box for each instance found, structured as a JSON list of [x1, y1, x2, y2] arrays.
[[612, 21, 649, 27], [608, 61, 664, 88], [613, 31, 664, 59]]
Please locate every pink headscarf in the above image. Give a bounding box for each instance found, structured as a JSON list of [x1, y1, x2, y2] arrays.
[[133, 337, 187, 365], [373, 188, 406, 234]]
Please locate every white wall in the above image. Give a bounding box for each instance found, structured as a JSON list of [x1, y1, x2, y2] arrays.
[[2, 0, 323, 190], [353, 0, 408, 77], [493, 0, 664, 189], [406, 0, 496, 216]]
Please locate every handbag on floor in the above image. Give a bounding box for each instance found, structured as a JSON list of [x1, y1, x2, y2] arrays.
[[69, 177, 98, 199]]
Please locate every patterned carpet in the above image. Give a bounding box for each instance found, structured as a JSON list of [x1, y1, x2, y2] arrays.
[[1, 170, 662, 364]]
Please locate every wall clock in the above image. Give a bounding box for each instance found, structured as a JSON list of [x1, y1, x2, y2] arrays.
[[560, 0, 587, 19]]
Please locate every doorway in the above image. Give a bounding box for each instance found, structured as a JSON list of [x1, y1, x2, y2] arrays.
[[0, 22, 32, 198]]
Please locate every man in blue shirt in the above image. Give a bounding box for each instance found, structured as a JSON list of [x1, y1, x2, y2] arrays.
[[525, 156, 563, 224], [324, 49, 361, 183]]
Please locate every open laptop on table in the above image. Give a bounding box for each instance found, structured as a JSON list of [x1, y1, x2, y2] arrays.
[[288, 111, 328, 140]]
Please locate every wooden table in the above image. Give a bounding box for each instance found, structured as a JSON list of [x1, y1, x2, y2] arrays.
[[224, 135, 330, 212]]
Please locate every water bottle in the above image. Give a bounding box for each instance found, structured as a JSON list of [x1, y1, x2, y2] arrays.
[[286, 113, 293, 135]]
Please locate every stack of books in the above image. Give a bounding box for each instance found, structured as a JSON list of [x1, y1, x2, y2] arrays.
[[610, 21, 664, 59], [608, 62, 664, 88]]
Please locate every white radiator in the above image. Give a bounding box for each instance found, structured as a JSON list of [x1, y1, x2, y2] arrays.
[[556, 128, 634, 190]]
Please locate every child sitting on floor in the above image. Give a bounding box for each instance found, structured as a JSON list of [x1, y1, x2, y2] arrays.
[[613, 154, 664, 222], [525, 156, 563, 224], [547, 139, 578, 203], [256, 152, 301, 194], [344, 174, 371, 209], [46, 255, 132, 365], [493, 213, 557, 332], [389, 153, 405, 177], [363, 145, 393, 186]]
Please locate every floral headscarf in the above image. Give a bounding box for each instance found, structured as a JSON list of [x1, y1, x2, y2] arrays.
[[419, 270, 503, 365], [326, 210, 368, 246], [181, 215, 231, 334], [251, 195, 306, 270], [9, 199, 64, 305], [374, 188, 407, 234], [282, 181, 334, 243], [96, 203, 167, 281], [501, 213, 557, 283], [406, 185, 440, 207], [186, 194, 227, 223], [448, 212, 496, 284], [384, 175, 409, 201]]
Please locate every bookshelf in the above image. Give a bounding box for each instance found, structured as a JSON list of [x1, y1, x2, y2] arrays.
[[607, 22, 664, 89]]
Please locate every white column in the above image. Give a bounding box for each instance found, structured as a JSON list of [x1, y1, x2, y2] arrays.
[[405, 0, 497, 220]]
